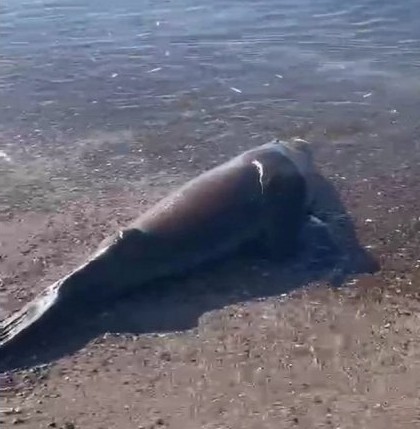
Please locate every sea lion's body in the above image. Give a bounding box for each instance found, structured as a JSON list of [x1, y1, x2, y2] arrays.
[[0, 139, 315, 350]]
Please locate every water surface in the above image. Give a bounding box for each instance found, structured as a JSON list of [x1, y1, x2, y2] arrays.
[[1, 0, 420, 210]]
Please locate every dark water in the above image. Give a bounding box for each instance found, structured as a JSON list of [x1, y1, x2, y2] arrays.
[[1, 0, 420, 209]]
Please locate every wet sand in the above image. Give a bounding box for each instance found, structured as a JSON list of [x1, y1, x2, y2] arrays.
[[1, 134, 420, 428]]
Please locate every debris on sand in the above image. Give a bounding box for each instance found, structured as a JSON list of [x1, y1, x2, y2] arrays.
[[0, 151, 12, 162], [229, 87, 242, 93]]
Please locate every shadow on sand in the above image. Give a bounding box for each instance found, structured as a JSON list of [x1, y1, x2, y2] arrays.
[[0, 173, 379, 372]]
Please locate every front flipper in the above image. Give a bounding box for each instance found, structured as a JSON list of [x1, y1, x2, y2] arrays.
[[259, 173, 307, 261], [301, 213, 342, 261], [260, 209, 306, 261]]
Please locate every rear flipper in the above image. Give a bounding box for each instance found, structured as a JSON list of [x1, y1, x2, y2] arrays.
[[0, 282, 62, 351], [0, 232, 151, 353], [0, 248, 113, 353]]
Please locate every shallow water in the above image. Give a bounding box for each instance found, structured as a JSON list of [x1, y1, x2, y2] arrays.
[[1, 0, 420, 210]]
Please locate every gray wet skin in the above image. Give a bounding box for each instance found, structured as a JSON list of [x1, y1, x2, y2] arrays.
[[0, 139, 315, 350]]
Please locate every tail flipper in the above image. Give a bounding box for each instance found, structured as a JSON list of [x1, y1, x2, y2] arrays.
[[0, 241, 125, 353]]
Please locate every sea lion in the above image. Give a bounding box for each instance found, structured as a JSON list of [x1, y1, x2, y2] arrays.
[[0, 139, 317, 351]]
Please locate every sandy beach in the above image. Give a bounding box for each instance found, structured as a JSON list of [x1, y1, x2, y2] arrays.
[[1, 134, 420, 428]]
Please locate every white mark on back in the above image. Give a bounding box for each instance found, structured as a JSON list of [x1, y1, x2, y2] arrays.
[[252, 160, 265, 194]]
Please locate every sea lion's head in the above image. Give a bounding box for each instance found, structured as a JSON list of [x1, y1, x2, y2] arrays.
[[260, 138, 317, 209], [272, 138, 314, 178]]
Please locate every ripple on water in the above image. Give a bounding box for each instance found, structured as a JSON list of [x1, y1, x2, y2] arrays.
[[0, 0, 419, 205]]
